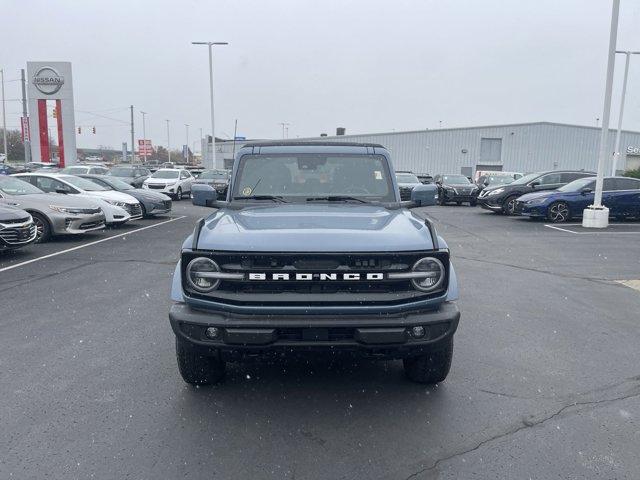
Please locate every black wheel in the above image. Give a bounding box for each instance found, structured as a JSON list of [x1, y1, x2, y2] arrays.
[[438, 192, 446, 206], [403, 338, 453, 384], [175, 187, 182, 201], [175, 337, 225, 385], [456, 201, 462, 206], [547, 201, 570, 223], [502, 195, 519, 215], [31, 212, 51, 243]]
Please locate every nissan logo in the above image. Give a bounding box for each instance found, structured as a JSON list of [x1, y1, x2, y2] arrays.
[[32, 67, 64, 95]]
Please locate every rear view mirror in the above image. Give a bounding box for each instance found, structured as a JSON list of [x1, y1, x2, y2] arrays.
[[410, 184, 438, 207], [191, 183, 217, 207]]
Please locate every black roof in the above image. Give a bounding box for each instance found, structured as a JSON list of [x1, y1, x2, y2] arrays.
[[242, 141, 385, 148]]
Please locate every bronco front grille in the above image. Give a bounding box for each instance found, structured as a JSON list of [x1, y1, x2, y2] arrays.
[[399, 187, 413, 201], [182, 251, 449, 308]]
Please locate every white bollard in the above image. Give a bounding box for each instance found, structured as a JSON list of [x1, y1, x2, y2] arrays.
[[582, 206, 609, 228]]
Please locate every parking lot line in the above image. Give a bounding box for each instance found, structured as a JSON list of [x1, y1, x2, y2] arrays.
[[544, 223, 640, 234], [0, 216, 187, 274]]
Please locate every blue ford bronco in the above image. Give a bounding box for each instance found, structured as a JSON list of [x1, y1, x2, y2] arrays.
[[169, 142, 460, 385]]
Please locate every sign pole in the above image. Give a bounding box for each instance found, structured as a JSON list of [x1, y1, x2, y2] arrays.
[[21, 69, 31, 163], [130, 105, 135, 164], [0, 69, 7, 161]]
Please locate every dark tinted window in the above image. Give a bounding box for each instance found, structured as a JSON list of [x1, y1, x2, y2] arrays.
[[561, 172, 587, 183], [614, 178, 640, 190], [537, 173, 562, 185], [603, 178, 616, 191]]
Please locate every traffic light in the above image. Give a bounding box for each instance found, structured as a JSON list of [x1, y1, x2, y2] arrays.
[[78, 127, 81, 134], [52, 107, 57, 118], [92, 126, 96, 134]]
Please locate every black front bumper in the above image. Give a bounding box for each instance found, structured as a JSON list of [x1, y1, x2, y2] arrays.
[[441, 191, 477, 203], [169, 302, 460, 360]]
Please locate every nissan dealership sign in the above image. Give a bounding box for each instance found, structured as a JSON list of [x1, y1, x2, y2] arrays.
[[626, 146, 640, 156], [32, 66, 65, 95]]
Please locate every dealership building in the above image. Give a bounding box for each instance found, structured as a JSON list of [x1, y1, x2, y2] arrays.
[[215, 122, 640, 176]]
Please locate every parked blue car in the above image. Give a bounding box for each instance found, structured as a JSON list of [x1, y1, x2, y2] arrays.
[[515, 176, 640, 222]]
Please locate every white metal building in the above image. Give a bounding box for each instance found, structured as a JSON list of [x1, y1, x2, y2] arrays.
[[214, 122, 640, 176]]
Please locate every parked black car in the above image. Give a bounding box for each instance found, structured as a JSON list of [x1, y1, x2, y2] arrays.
[[107, 166, 151, 188], [434, 174, 479, 206], [478, 170, 596, 215], [416, 173, 434, 184], [192, 169, 230, 198], [79, 174, 172, 217], [0, 204, 37, 251], [475, 172, 520, 196]]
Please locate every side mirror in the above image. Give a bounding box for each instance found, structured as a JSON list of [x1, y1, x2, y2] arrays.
[[55, 188, 69, 194], [530, 182, 540, 188], [580, 187, 593, 195], [191, 183, 218, 207], [410, 184, 438, 207]]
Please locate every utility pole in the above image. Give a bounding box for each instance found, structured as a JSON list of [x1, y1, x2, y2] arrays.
[[0, 69, 7, 161], [279, 122, 289, 139], [141, 111, 148, 164], [231, 118, 238, 162], [21, 69, 30, 163], [130, 105, 135, 164], [166, 119, 171, 163], [611, 50, 640, 175]]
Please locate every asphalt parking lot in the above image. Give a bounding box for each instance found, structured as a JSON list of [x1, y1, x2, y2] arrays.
[[1, 203, 639, 479]]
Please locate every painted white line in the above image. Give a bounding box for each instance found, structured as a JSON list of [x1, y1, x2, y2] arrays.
[[544, 224, 640, 235], [0, 216, 187, 274]]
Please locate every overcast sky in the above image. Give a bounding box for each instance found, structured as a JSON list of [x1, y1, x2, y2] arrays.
[[2, 0, 640, 150]]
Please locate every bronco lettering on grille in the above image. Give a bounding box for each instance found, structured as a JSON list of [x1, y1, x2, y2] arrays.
[[248, 273, 385, 281]]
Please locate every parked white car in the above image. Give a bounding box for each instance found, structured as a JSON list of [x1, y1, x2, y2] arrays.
[[142, 168, 194, 200], [14, 173, 142, 225]]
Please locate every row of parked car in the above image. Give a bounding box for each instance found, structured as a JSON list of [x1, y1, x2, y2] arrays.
[[395, 169, 640, 223]]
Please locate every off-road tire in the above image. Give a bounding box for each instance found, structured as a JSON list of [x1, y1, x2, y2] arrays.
[[176, 337, 226, 385], [403, 338, 453, 384]]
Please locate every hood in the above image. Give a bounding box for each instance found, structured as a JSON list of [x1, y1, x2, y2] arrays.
[[518, 190, 560, 202], [109, 175, 136, 184], [124, 189, 171, 201], [145, 177, 178, 185], [82, 190, 139, 204], [397, 182, 421, 188], [0, 203, 31, 221], [193, 204, 435, 252], [0, 192, 102, 210]]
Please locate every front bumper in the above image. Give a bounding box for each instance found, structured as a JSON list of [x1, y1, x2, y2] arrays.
[[169, 301, 460, 359], [478, 197, 503, 211], [0, 220, 37, 249], [144, 184, 180, 196], [441, 190, 477, 203], [514, 201, 547, 217], [147, 199, 172, 215], [55, 212, 106, 234]]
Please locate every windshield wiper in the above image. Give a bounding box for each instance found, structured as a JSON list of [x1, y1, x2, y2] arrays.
[[306, 196, 370, 204], [232, 195, 288, 203]]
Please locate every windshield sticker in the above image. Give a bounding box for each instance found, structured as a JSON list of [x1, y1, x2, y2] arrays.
[[374, 171, 382, 180], [242, 187, 253, 196]]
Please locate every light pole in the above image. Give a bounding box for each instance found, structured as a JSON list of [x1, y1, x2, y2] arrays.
[[584, 0, 619, 229], [611, 50, 640, 175], [165, 119, 171, 163], [0, 69, 7, 161], [279, 122, 290, 139], [141, 111, 148, 163], [191, 41, 228, 169], [185, 123, 189, 163]]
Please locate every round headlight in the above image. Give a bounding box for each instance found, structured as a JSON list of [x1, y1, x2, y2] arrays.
[[186, 257, 220, 292], [411, 257, 445, 292]]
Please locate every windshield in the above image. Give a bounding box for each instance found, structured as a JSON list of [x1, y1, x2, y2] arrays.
[[108, 167, 135, 177], [510, 172, 540, 185], [151, 170, 179, 179], [199, 170, 228, 180], [441, 175, 470, 184], [0, 176, 44, 195], [64, 176, 109, 191], [485, 175, 516, 186], [232, 154, 395, 202], [558, 177, 595, 192], [396, 173, 419, 183], [61, 166, 88, 174]]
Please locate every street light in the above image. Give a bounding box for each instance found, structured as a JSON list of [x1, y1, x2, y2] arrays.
[[611, 50, 640, 175], [584, 0, 619, 229], [191, 41, 228, 169], [185, 124, 189, 163], [165, 119, 171, 163], [141, 111, 148, 164]]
